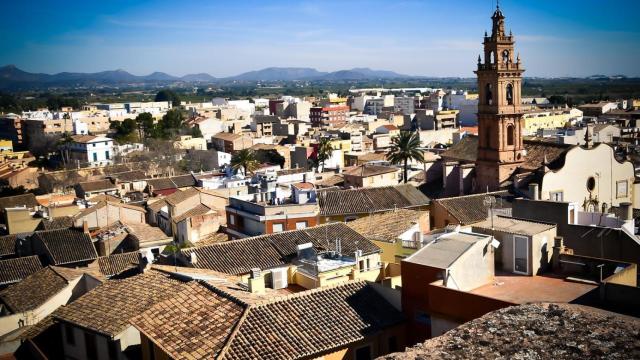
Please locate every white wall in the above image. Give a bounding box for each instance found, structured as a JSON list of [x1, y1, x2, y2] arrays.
[[541, 144, 635, 208]]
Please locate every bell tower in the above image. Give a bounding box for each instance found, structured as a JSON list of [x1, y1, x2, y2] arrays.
[[475, 4, 525, 191]]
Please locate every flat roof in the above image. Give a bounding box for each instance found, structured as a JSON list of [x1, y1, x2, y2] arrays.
[[404, 231, 489, 269], [472, 216, 556, 236], [470, 273, 597, 304]]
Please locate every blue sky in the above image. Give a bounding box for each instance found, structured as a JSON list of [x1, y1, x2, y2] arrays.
[[2, 0, 639, 77]]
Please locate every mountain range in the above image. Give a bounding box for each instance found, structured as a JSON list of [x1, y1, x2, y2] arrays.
[[0, 65, 412, 88]]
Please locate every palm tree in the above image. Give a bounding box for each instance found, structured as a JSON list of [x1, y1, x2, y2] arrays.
[[231, 149, 259, 176], [316, 138, 334, 172], [387, 131, 424, 183]]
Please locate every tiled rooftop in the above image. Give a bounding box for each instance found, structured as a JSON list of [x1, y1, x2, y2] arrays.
[[0, 266, 85, 313], [132, 280, 404, 360], [0, 255, 43, 286], [347, 209, 427, 243], [32, 228, 98, 265], [54, 270, 188, 337], [317, 184, 429, 216]]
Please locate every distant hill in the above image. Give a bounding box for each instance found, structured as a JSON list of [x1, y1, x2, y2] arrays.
[[228, 67, 327, 81], [0, 65, 411, 89], [180, 73, 217, 82]]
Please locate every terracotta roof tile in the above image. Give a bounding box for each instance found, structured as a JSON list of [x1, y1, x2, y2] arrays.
[[32, 229, 98, 265], [54, 270, 189, 337], [0, 193, 39, 210], [0, 234, 18, 257], [182, 223, 378, 275], [0, 266, 84, 312], [434, 191, 514, 225], [343, 164, 398, 177], [132, 282, 246, 360], [164, 187, 200, 206], [348, 209, 428, 243], [78, 179, 117, 193], [97, 252, 141, 277], [146, 177, 177, 191], [317, 184, 430, 216], [132, 280, 404, 360], [221, 281, 404, 359], [0, 255, 43, 286], [172, 204, 214, 223]]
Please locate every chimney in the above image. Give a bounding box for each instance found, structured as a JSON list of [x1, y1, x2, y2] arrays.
[[82, 220, 89, 234], [248, 268, 265, 294], [529, 183, 539, 200], [552, 236, 564, 270]]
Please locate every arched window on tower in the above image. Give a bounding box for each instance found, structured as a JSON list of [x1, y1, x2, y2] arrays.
[[506, 83, 514, 105], [490, 51, 495, 64], [485, 83, 493, 105], [502, 50, 509, 64], [507, 125, 515, 146]]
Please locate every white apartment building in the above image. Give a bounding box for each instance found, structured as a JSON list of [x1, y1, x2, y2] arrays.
[[65, 135, 114, 167], [443, 90, 479, 125]]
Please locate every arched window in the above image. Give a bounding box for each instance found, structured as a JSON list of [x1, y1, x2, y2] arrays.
[[502, 50, 509, 64], [489, 51, 495, 64], [506, 83, 514, 105], [485, 83, 493, 105], [507, 125, 515, 146]]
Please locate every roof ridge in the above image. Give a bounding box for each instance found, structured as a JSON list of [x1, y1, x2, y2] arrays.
[[437, 190, 509, 201], [186, 222, 345, 252], [250, 280, 365, 308]]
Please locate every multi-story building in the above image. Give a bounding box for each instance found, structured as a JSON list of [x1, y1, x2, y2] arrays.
[[0, 114, 23, 149], [63, 135, 114, 167], [225, 181, 319, 238], [522, 108, 583, 135], [211, 132, 252, 153], [394, 96, 415, 115], [310, 105, 349, 127], [443, 90, 479, 125]]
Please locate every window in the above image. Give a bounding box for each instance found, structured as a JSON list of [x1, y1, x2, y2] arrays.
[[550, 191, 563, 202], [92, 153, 98, 162], [485, 83, 493, 105], [93, 143, 96, 147], [506, 83, 514, 105], [228, 214, 235, 225], [65, 324, 75, 345], [105, 150, 110, 159], [272, 223, 284, 233], [355, 345, 372, 360], [587, 177, 596, 192], [502, 49, 509, 64], [507, 125, 515, 146], [295, 221, 307, 230], [85, 332, 97, 360], [359, 259, 365, 271], [617, 180, 628, 198]]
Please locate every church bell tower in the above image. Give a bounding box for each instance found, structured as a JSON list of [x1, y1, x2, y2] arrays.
[[475, 5, 525, 191]]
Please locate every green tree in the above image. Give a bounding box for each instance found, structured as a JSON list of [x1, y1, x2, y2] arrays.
[[387, 131, 424, 183], [157, 109, 184, 139], [231, 149, 259, 176], [135, 112, 155, 138], [315, 138, 334, 172], [190, 126, 203, 138], [155, 89, 181, 107]]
